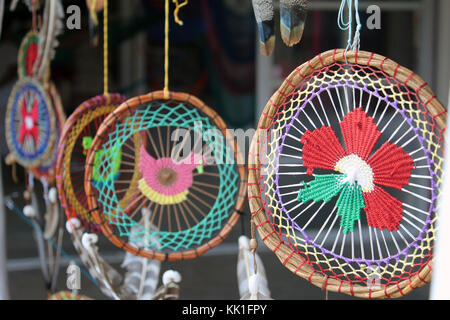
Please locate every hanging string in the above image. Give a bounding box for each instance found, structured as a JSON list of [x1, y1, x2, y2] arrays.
[[163, 0, 188, 99], [103, 0, 109, 95], [31, 0, 37, 31], [164, 0, 170, 99], [337, 0, 361, 61], [351, 0, 362, 51]]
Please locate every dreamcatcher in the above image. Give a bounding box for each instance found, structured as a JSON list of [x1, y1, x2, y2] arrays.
[[251, 0, 308, 56], [57, 0, 181, 300], [248, 0, 446, 298], [83, 0, 246, 264]]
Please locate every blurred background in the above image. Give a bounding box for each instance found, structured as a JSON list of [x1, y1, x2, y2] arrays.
[[0, 0, 449, 299]]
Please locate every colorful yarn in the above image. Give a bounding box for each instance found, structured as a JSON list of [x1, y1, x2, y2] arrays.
[[138, 147, 204, 205], [55, 93, 141, 233], [299, 108, 411, 232], [19, 98, 39, 144], [32, 82, 66, 183], [48, 291, 92, 300], [138, 179, 189, 205], [6, 78, 55, 168], [83, 136, 122, 186], [91, 100, 240, 252]]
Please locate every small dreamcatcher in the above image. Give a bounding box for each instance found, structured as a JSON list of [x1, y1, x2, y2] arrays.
[[5, 77, 56, 169], [248, 1, 446, 298], [84, 0, 247, 262]]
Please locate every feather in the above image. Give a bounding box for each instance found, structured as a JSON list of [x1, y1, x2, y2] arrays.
[[120, 208, 161, 300], [237, 236, 272, 300], [251, 0, 275, 56], [66, 220, 123, 299], [280, 0, 308, 47], [44, 188, 60, 239], [35, 0, 65, 78]]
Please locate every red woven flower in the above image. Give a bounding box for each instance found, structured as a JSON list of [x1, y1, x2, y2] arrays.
[[299, 108, 414, 232], [19, 98, 39, 145]]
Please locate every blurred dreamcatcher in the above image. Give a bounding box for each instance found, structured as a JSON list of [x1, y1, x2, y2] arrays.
[[4, 0, 65, 296]]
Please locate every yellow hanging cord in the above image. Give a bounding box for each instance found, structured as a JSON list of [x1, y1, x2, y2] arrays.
[[103, 0, 109, 96], [173, 0, 188, 26], [163, 0, 170, 99], [164, 0, 188, 99]]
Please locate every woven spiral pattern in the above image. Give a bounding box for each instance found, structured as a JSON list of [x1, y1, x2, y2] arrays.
[[248, 50, 446, 298], [85, 91, 247, 261]]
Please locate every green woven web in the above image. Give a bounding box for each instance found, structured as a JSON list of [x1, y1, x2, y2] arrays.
[[298, 174, 365, 234], [92, 102, 240, 252]]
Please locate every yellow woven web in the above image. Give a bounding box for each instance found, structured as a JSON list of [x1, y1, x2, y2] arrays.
[[260, 62, 443, 289]]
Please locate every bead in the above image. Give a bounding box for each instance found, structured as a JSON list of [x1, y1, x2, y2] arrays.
[[250, 238, 258, 250], [23, 190, 31, 201]]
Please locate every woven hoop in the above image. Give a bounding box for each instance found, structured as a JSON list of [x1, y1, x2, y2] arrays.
[[6, 77, 56, 168], [85, 90, 247, 261], [248, 49, 446, 299]]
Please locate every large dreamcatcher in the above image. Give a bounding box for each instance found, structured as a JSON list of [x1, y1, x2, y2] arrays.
[[57, 0, 182, 300], [248, 1, 446, 299], [83, 0, 246, 264]]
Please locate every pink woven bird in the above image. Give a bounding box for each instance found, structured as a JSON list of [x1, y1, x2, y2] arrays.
[[138, 145, 205, 205]]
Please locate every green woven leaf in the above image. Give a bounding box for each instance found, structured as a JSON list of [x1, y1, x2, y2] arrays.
[[297, 174, 365, 234], [297, 174, 345, 203], [336, 183, 365, 234]]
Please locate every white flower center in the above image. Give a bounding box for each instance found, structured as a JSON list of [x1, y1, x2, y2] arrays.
[[25, 116, 34, 130], [334, 154, 374, 192]]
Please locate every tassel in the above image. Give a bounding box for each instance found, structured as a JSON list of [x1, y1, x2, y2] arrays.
[[280, 0, 308, 47], [251, 0, 275, 56]]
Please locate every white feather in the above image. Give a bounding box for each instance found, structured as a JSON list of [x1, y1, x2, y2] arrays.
[[121, 209, 161, 300], [237, 236, 272, 300]]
